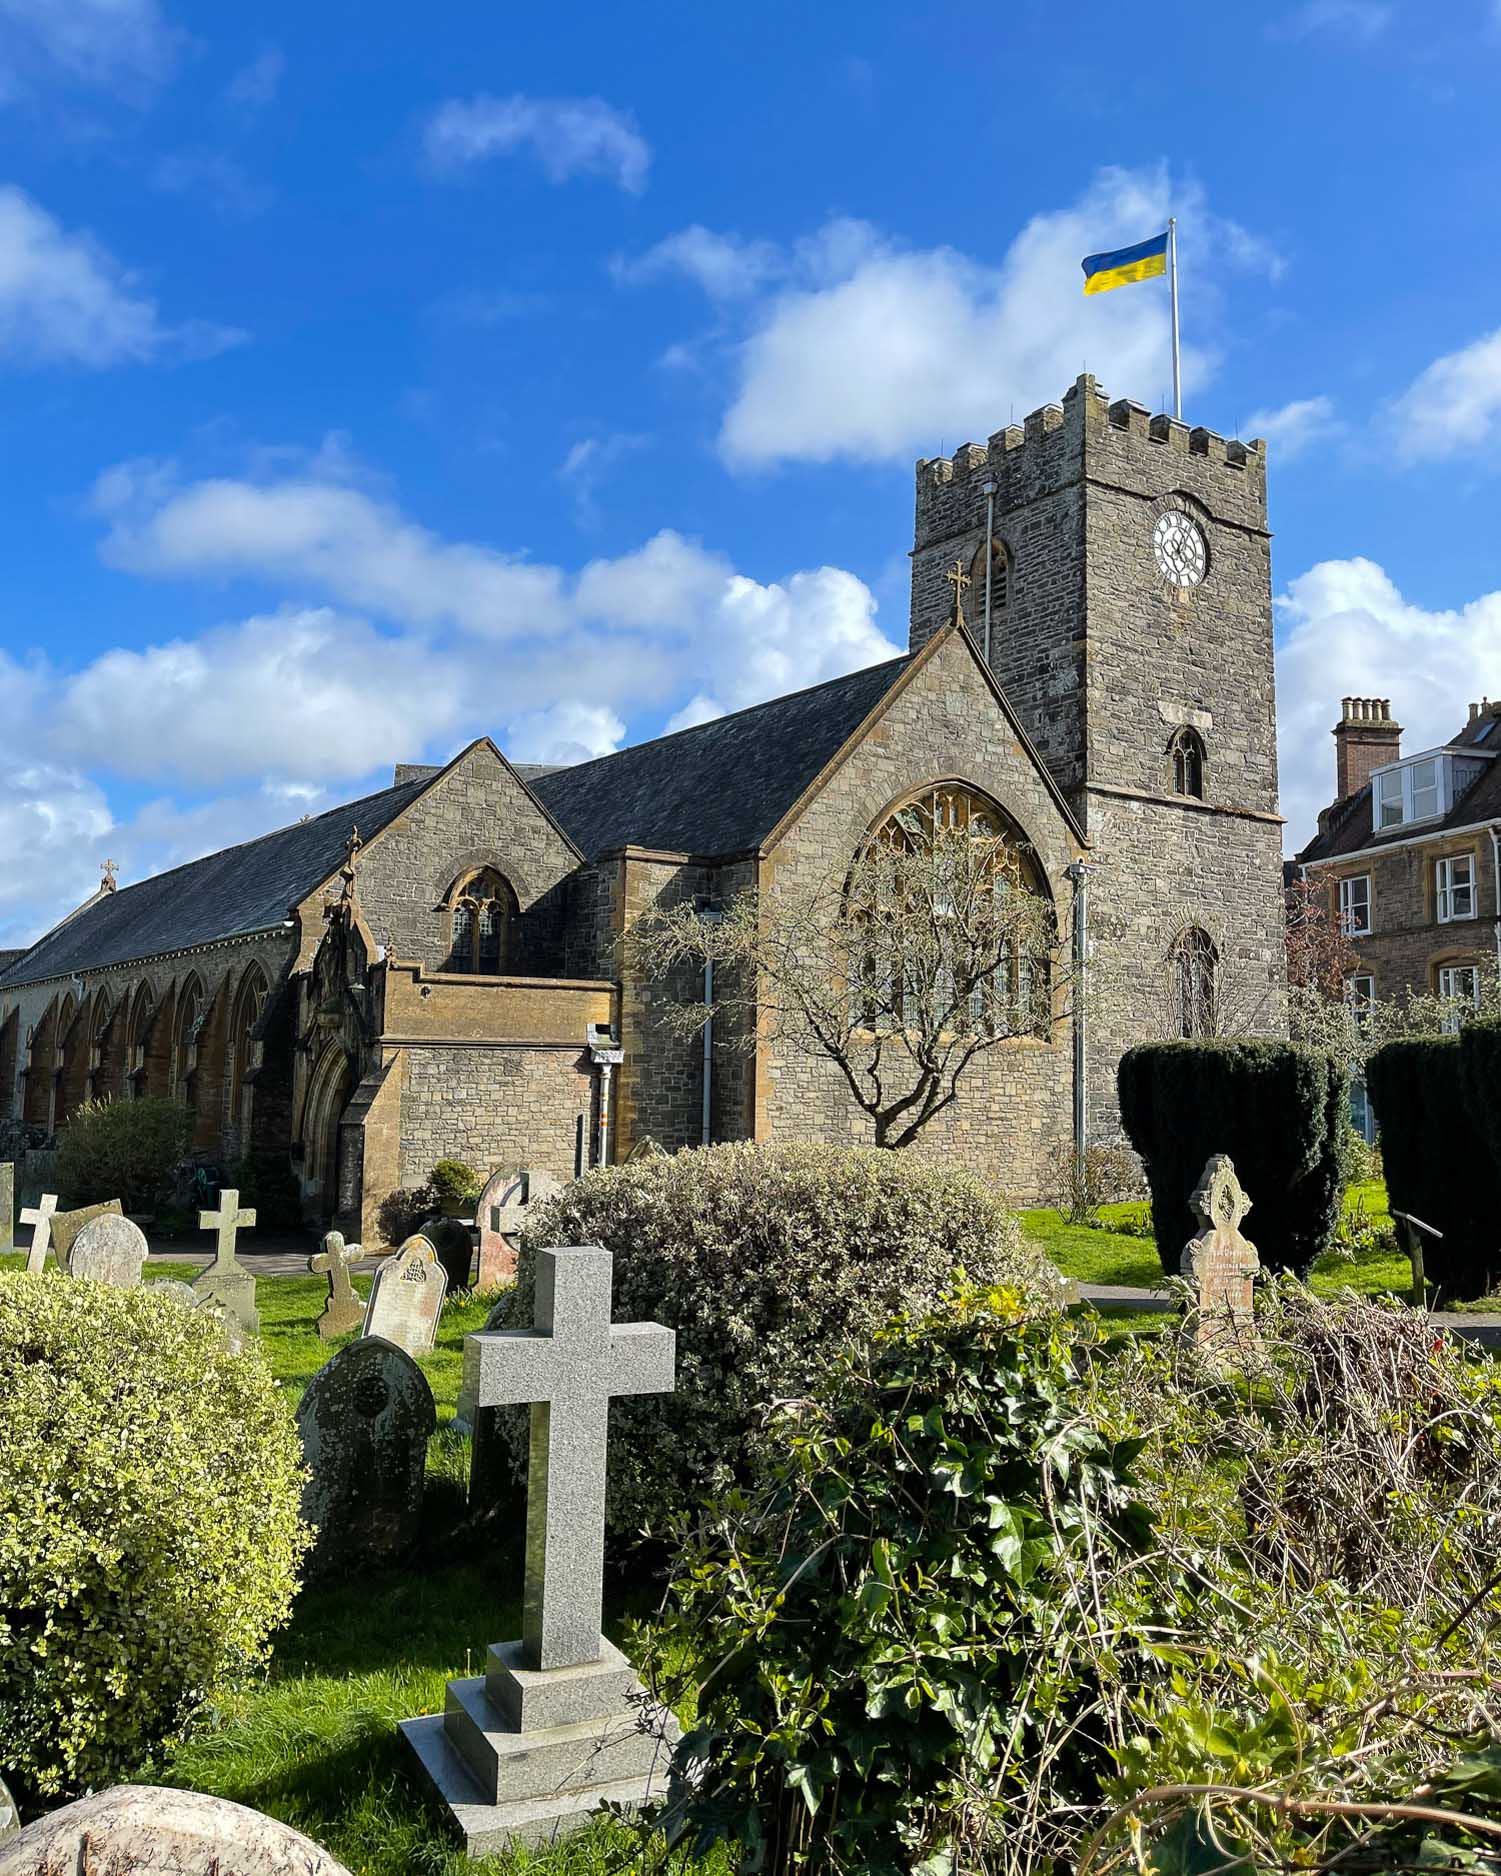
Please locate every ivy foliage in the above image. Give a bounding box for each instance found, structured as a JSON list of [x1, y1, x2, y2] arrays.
[[1117, 1040, 1349, 1276], [644, 1281, 1156, 1876], [0, 1275, 310, 1802]]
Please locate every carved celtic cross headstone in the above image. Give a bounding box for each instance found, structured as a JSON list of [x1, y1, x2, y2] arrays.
[[1180, 1153, 1258, 1356]]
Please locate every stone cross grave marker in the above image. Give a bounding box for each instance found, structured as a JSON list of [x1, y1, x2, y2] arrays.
[[400, 1246, 678, 1854], [192, 1187, 259, 1336], [310, 1230, 366, 1339], [70, 1212, 149, 1288], [21, 1193, 57, 1275], [1180, 1153, 1259, 1357], [0, 1161, 12, 1254], [476, 1167, 563, 1289], [363, 1234, 447, 1357]]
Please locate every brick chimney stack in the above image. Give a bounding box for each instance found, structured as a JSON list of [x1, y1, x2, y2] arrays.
[[1334, 697, 1402, 801]]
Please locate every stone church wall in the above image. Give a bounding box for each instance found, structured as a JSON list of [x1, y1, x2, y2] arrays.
[[397, 1043, 594, 1190], [757, 630, 1082, 1205]]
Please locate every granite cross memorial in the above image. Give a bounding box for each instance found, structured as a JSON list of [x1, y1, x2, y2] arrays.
[[400, 1245, 678, 1853], [310, 1231, 366, 1339], [69, 1212, 149, 1289], [363, 1234, 447, 1356], [21, 1193, 57, 1276], [1180, 1153, 1259, 1358], [193, 1188, 259, 1336]]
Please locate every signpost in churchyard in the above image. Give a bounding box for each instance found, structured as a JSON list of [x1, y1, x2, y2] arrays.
[[363, 1235, 447, 1356], [400, 1245, 678, 1854], [21, 1193, 57, 1275], [193, 1188, 259, 1336]]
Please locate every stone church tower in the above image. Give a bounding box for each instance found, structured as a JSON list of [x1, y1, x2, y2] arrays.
[[909, 374, 1287, 1136]]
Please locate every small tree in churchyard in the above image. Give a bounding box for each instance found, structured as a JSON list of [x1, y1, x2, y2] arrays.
[[626, 792, 1061, 1150]]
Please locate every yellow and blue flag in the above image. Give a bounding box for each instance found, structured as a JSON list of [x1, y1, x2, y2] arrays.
[[1081, 231, 1168, 296]]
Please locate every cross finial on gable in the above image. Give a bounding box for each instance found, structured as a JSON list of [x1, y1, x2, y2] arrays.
[[100, 859, 118, 892], [945, 558, 970, 629]]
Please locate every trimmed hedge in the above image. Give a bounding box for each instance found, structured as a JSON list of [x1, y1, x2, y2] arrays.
[[508, 1142, 1066, 1542], [1367, 1037, 1500, 1299], [1463, 1017, 1501, 1175], [1118, 1040, 1349, 1276]]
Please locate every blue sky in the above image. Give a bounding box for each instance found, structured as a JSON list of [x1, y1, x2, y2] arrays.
[[1, 0, 1499, 943]]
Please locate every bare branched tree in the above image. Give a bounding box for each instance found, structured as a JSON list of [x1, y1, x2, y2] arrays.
[[625, 795, 1064, 1150]]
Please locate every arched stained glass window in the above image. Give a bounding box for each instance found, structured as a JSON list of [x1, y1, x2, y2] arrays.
[[446, 869, 516, 975]]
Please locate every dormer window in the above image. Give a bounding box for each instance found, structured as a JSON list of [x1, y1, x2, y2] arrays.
[[1371, 747, 1490, 832]]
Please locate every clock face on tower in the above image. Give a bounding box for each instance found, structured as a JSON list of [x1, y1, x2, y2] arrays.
[[1152, 510, 1207, 587]]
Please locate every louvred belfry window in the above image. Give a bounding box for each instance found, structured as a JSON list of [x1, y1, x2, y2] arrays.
[[446, 869, 516, 974]]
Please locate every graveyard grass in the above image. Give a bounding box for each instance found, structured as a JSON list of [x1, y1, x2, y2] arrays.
[[0, 1179, 1419, 1873]]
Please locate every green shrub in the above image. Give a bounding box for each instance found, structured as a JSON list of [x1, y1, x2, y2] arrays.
[[1463, 1016, 1501, 1173], [646, 1280, 1155, 1876], [509, 1142, 1065, 1541], [0, 1275, 309, 1801], [54, 1097, 194, 1212], [376, 1181, 435, 1248], [1044, 1140, 1146, 1224], [1367, 1037, 1500, 1297], [1117, 1040, 1349, 1276], [429, 1159, 480, 1209]]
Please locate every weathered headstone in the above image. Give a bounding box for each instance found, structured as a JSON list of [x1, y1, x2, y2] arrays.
[[310, 1230, 366, 1339], [20, 1193, 57, 1276], [420, 1213, 475, 1294], [51, 1198, 123, 1269], [0, 1161, 12, 1254], [363, 1234, 447, 1356], [475, 1168, 562, 1290], [400, 1245, 678, 1853], [192, 1187, 259, 1336], [69, 1212, 149, 1289], [296, 1335, 436, 1581], [0, 1785, 353, 1875], [1180, 1154, 1259, 1356], [0, 1773, 16, 1846]]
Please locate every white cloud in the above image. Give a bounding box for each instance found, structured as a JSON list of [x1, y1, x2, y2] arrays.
[[1269, 1, 1392, 41], [1386, 326, 1501, 462], [1243, 394, 1341, 461], [151, 149, 272, 219], [423, 93, 649, 194], [0, 759, 115, 945], [557, 431, 648, 525], [0, 0, 178, 97], [613, 225, 782, 300], [1276, 556, 1501, 851], [505, 700, 625, 766], [223, 45, 281, 113], [690, 168, 1275, 468], [0, 185, 243, 365]]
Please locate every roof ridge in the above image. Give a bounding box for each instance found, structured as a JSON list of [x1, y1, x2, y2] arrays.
[[537, 654, 911, 783]]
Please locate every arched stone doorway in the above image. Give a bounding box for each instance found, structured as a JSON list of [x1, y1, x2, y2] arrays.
[[303, 1044, 354, 1222]]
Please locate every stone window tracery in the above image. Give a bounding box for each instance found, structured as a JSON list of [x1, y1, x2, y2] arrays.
[[1170, 726, 1206, 799], [1170, 927, 1218, 1038], [445, 868, 516, 975]]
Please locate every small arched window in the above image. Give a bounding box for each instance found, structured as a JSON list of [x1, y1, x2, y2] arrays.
[[1170, 927, 1218, 1038], [968, 538, 1010, 620], [1170, 726, 1206, 800], [446, 868, 516, 975]]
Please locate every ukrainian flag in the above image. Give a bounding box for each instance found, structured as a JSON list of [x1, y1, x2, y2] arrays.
[[1081, 231, 1168, 296]]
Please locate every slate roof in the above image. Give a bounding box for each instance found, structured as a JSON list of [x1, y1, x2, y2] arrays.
[[1296, 717, 1501, 866], [530, 655, 912, 860], [0, 777, 429, 990]]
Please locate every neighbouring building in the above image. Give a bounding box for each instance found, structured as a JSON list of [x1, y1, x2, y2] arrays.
[[0, 375, 1288, 1233], [1293, 696, 1501, 1116]]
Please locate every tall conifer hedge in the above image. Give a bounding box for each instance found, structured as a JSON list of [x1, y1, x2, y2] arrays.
[[1367, 1035, 1499, 1299], [1118, 1040, 1349, 1277]]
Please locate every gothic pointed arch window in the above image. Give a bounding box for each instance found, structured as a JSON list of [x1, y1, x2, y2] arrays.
[[1170, 927, 1218, 1038], [1170, 726, 1206, 800], [173, 976, 204, 1105], [853, 783, 1052, 1039], [127, 984, 156, 1095], [968, 537, 1010, 618], [229, 963, 269, 1136], [445, 868, 517, 975]]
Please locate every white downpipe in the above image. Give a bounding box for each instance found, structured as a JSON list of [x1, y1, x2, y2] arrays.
[[596, 1060, 614, 1167], [1491, 824, 1501, 979]]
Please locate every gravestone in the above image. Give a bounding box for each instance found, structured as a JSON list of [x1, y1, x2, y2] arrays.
[[296, 1335, 436, 1581], [70, 1212, 149, 1289], [192, 1187, 259, 1336], [0, 1785, 353, 1876], [0, 1161, 12, 1254], [0, 1773, 15, 1846], [1180, 1154, 1259, 1357], [475, 1168, 562, 1289], [20, 1193, 57, 1275], [400, 1245, 678, 1853], [310, 1230, 366, 1339], [52, 1198, 123, 1268], [152, 1280, 244, 1351], [420, 1213, 475, 1293], [363, 1234, 447, 1357]]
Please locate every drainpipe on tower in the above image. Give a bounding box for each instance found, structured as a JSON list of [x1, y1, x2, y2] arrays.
[[1064, 861, 1092, 1163]]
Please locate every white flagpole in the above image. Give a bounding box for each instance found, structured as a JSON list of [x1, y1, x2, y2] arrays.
[[1168, 216, 1182, 420]]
